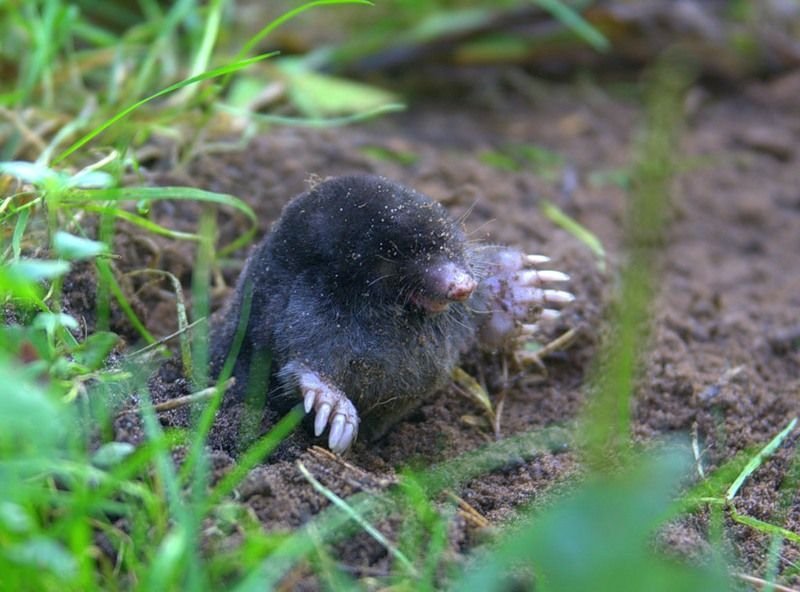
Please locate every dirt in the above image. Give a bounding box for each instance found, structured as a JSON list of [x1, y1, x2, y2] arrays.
[[63, 69, 800, 585]]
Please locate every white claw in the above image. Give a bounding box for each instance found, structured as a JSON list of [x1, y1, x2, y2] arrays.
[[542, 289, 575, 304], [514, 269, 571, 285], [329, 414, 345, 451], [314, 403, 331, 437], [541, 270, 570, 282], [303, 390, 316, 413], [341, 422, 355, 451], [525, 254, 551, 265], [514, 287, 574, 305], [520, 323, 539, 336], [540, 308, 562, 320]]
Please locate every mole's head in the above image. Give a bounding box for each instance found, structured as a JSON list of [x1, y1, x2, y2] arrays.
[[274, 175, 477, 314]]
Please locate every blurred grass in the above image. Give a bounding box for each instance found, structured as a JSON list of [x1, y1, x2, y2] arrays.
[[1, 1, 798, 590], [581, 52, 694, 468]]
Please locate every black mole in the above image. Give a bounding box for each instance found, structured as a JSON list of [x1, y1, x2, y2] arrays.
[[210, 175, 572, 452]]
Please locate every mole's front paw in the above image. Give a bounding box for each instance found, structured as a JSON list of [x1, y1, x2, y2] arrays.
[[298, 370, 360, 453], [479, 250, 573, 349]]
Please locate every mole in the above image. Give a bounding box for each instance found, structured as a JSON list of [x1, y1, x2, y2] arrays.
[[210, 175, 573, 453]]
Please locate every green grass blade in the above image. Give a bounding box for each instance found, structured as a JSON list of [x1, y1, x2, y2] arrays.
[[54, 52, 278, 164], [173, 0, 226, 104], [65, 186, 258, 254], [179, 282, 254, 487], [128, 269, 192, 371], [136, 385, 202, 590], [217, 101, 405, 127], [236, 427, 571, 589], [95, 259, 157, 344], [80, 205, 200, 242], [540, 199, 606, 268], [580, 55, 692, 467], [726, 417, 797, 501], [235, 0, 373, 64], [206, 409, 303, 508], [728, 509, 800, 544], [297, 461, 418, 576], [189, 0, 225, 80], [533, 0, 609, 52], [130, 0, 197, 98], [11, 207, 31, 261], [450, 447, 729, 592]]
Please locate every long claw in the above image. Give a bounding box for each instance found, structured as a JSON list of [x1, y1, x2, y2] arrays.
[[514, 269, 571, 285], [540, 308, 562, 320], [542, 289, 575, 304], [329, 414, 345, 450], [512, 286, 575, 305], [303, 390, 315, 413], [341, 423, 355, 451], [525, 254, 551, 265], [290, 364, 362, 452], [314, 403, 331, 437]]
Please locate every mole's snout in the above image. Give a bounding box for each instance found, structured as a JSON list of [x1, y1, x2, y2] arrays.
[[430, 261, 476, 302], [445, 266, 477, 301], [411, 261, 477, 313]]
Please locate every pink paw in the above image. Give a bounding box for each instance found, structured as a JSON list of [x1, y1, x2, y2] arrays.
[[479, 250, 573, 349]]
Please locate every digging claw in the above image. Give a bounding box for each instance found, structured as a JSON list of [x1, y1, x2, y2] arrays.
[[304, 390, 315, 413], [314, 403, 332, 436], [477, 249, 574, 349], [294, 367, 360, 453]]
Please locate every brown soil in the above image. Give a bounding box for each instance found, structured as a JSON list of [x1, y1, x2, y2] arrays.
[[72, 70, 800, 586]]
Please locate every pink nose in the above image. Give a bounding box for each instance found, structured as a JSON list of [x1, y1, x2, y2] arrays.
[[443, 266, 477, 301]]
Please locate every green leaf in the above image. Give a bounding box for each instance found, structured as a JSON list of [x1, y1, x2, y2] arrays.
[[53, 231, 108, 260], [144, 528, 188, 590], [4, 537, 77, 579], [66, 170, 115, 189], [540, 200, 606, 269], [0, 266, 44, 303], [0, 356, 67, 454], [0, 161, 59, 185], [226, 75, 269, 109], [359, 145, 419, 166], [33, 312, 79, 334], [8, 259, 71, 281], [92, 442, 135, 469], [0, 502, 33, 533], [280, 60, 400, 118], [450, 447, 730, 592], [479, 150, 520, 172]]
